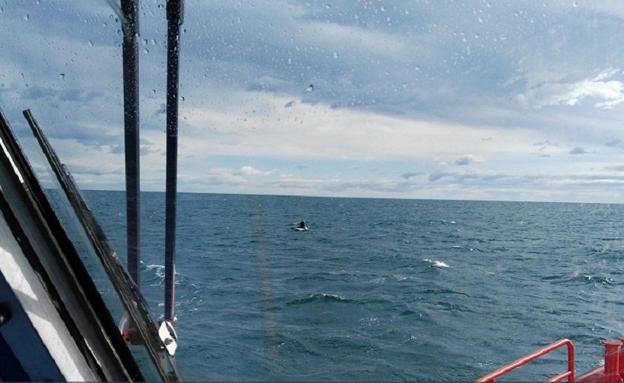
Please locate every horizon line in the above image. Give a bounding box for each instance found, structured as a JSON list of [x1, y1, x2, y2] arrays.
[[78, 188, 623, 206]]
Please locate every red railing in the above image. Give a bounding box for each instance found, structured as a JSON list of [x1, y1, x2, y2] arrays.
[[577, 339, 624, 383], [477, 339, 575, 383]]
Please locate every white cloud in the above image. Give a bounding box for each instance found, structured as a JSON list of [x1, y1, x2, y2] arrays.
[[236, 166, 273, 176], [180, 89, 545, 162], [519, 69, 624, 109]]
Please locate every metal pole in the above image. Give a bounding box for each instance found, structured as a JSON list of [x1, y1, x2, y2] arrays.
[[164, 0, 183, 323], [121, 0, 141, 287]]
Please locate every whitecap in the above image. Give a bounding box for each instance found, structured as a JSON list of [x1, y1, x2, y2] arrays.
[[423, 258, 450, 268]]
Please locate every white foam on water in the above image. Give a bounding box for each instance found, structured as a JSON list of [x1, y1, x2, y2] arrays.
[[423, 258, 450, 268]]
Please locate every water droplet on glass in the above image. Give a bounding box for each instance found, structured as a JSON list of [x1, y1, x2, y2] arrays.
[[332, 52, 338, 59], [23, 13, 29, 21], [59, 73, 65, 80], [306, 84, 314, 92], [152, 89, 157, 94], [88, 40, 94, 47], [181, 96, 185, 101], [287, 58, 292, 65]]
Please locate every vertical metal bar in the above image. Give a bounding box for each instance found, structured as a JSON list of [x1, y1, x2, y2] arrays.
[[567, 341, 575, 383], [121, 0, 141, 286], [164, 0, 184, 323]]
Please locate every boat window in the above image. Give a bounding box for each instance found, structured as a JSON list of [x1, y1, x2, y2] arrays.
[[0, 1, 173, 380], [2, 1, 623, 382]]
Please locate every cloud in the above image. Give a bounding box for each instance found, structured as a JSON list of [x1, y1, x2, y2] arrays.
[[606, 139, 622, 148], [4, 1, 624, 202], [605, 165, 624, 172], [454, 156, 474, 166], [155, 103, 166, 115], [401, 171, 421, 179], [235, 165, 273, 176], [180, 91, 543, 161], [569, 147, 588, 155], [428, 172, 448, 182], [519, 69, 624, 110]]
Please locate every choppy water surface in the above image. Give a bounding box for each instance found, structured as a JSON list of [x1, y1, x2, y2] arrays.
[[84, 191, 624, 381]]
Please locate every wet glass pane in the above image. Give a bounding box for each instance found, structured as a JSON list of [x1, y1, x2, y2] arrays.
[[2, 0, 624, 382]]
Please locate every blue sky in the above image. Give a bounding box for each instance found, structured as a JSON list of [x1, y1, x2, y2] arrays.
[[2, 1, 624, 202]]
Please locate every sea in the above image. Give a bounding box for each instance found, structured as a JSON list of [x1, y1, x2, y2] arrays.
[[82, 190, 624, 381]]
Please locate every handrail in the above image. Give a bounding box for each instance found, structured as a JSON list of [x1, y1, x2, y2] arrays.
[[477, 339, 575, 383]]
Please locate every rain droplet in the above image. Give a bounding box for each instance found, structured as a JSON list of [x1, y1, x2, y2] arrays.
[[59, 73, 65, 80], [88, 40, 94, 47], [23, 13, 29, 21], [306, 84, 314, 92]]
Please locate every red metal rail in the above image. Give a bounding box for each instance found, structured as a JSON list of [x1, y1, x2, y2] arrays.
[[477, 339, 575, 383]]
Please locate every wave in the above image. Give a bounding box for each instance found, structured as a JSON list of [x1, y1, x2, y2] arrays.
[[143, 263, 182, 286], [423, 258, 450, 268], [420, 288, 469, 297], [286, 293, 353, 306], [542, 273, 613, 286]]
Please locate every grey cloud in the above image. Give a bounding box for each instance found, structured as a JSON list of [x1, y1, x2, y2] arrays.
[[454, 156, 473, 166], [401, 171, 421, 179], [605, 165, 624, 171], [68, 163, 122, 176], [155, 103, 166, 115], [246, 75, 292, 93], [606, 139, 622, 148], [428, 172, 448, 182], [20, 86, 101, 103], [175, 0, 624, 132], [569, 147, 588, 155]]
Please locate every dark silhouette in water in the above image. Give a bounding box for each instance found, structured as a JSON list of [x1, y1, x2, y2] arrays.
[[297, 220, 306, 229]]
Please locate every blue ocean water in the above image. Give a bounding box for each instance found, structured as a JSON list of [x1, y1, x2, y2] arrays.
[[84, 191, 624, 381]]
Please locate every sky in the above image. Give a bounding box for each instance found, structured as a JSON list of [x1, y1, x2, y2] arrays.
[[1, 0, 624, 202]]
